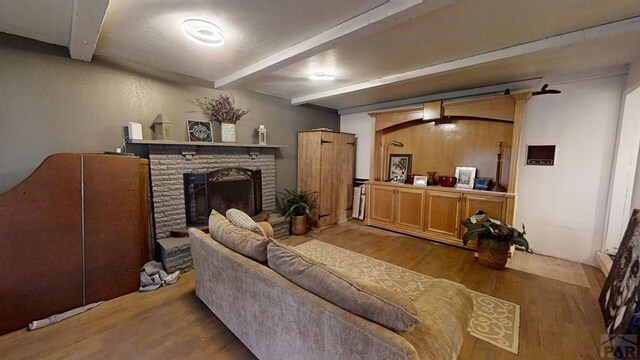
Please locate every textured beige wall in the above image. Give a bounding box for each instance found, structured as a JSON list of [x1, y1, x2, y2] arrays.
[[0, 36, 339, 194]]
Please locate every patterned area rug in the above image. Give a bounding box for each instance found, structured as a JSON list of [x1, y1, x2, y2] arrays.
[[295, 240, 520, 354]]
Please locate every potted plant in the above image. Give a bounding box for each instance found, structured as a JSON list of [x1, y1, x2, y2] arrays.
[[461, 210, 531, 270], [195, 94, 249, 143], [278, 189, 318, 235]]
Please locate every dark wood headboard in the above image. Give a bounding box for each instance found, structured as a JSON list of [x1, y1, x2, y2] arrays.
[[0, 153, 149, 335]]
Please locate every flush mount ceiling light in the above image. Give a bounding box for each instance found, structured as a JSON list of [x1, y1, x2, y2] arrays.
[[309, 73, 335, 81], [181, 19, 224, 47]]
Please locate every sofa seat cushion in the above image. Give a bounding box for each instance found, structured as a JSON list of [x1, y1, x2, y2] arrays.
[[402, 279, 474, 360], [226, 208, 267, 237], [209, 210, 271, 263], [267, 240, 421, 333]]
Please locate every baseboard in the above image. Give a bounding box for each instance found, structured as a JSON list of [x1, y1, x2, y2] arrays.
[[595, 251, 613, 277]]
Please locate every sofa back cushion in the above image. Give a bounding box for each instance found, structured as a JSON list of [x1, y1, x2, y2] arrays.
[[226, 208, 267, 237], [209, 210, 271, 263], [267, 240, 421, 333]]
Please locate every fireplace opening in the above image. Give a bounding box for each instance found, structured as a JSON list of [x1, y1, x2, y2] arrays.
[[184, 168, 262, 225]]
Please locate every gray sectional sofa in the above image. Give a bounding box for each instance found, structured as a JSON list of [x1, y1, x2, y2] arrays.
[[189, 218, 474, 360]]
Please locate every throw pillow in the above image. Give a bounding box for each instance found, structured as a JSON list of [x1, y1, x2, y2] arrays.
[[267, 240, 421, 333], [226, 208, 266, 237], [209, 210, 271, 262]]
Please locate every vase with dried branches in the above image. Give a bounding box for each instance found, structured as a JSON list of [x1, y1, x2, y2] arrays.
[[195, 94, 249, 142]]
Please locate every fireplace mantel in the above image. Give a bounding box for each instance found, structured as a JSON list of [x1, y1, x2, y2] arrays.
[[130, 139, 287, 148]]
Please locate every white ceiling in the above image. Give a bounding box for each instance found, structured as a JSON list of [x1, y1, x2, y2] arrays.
[[1, 0, 640, 111]]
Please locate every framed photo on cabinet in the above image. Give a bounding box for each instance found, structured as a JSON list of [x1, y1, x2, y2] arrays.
[[413, 175, 428, 186], [388, 154, 412, 183], [455, 166, 476, 189]]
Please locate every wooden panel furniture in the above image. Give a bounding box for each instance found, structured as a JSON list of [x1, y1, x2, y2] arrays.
[[0, 153, 149, 335], [298, 130, 355, 229], [365, 181, 515, 249], [365, 94, 529, 250]]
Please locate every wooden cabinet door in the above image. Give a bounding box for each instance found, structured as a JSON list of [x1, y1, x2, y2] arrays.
[[370, 185, 395, 224], [396, 188, 426, 231], [460, 194, 507, 242], [319, 132, 337, 228], [462, 194, 506, 222], [425, 190, 462, 237], [336, 133, 355, 223]]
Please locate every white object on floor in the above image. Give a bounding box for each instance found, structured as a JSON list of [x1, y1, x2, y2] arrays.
[[139, 260, 180, 292], [352, 187, 362, 218], [28, 301, 104, 331]]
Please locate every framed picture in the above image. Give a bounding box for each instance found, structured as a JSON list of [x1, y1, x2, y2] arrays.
[[455, 166, 476, 189], [187, 120, 213, 142], [600, 209, 640, 355], [413, 175, 428, 186], [388, 154, 412, 183]]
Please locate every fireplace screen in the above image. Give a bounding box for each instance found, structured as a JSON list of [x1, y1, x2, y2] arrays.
[[184, 168, 262, 226]]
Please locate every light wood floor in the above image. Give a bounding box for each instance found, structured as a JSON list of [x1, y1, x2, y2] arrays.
[[0, 220, 607, 359]]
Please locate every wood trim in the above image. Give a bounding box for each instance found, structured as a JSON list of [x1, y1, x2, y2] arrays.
[[369, 107, 423, 132], [444, 95, 516, 121], [507, 92, 532, 194]]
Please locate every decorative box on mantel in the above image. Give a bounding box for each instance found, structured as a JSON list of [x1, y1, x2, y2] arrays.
[[129, 140, 287, 240]]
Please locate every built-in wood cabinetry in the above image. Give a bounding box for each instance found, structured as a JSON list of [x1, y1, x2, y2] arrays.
[[365, 94, 529, 250], [298, 130, 355, 229], [366, 182, 515, 249]]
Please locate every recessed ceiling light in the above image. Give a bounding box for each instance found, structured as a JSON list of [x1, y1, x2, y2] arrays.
[[309, 73, 335, 81], [181, 19, 224, 47]]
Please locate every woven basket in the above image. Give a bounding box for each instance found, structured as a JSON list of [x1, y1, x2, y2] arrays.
[[290, 215, 308, 235], [477, 239, 510, 270]]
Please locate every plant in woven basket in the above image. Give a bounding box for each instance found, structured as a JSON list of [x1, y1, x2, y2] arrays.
[[462, 210, 531, 269], [277, 189, 318, 235], [195, 94, 249, 124]]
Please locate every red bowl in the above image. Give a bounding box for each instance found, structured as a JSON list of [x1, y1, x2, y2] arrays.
[[438, 175, 457, 187]]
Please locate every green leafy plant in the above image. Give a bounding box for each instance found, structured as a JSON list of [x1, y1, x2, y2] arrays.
[[195, 94, 249, 124], [461, 210, 531, 252], [277, 189, 318, 218]]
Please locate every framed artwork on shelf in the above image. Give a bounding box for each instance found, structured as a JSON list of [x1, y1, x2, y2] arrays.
[[187, 120, 213, 142], [455, 166, 476, 189], [388, 154, 412, 183], [413, 175, 428, 186]]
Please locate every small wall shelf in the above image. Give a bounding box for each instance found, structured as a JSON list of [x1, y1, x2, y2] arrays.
[[128, 139, 287, 149]]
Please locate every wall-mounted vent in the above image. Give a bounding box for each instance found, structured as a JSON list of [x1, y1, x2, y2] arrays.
[[527, 145, 555, 166]]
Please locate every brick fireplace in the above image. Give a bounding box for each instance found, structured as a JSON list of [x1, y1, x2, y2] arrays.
[[147, 144, 277, 239]]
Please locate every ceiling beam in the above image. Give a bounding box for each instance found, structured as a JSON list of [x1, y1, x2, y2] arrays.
[[293, 16, 640, 106], [338, 78, 543, 115], [69, 0, 109, 62], [215, 0, 453, 89]]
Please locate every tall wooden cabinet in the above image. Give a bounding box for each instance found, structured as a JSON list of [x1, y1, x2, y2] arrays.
[[298, 131, 355, 229]]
